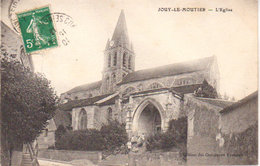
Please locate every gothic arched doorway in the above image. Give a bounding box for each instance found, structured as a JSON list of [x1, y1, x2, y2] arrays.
[[132, 98, 165, 137], [138, 104, 161, 136]]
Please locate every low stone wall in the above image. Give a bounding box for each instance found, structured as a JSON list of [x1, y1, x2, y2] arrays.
[[128, 151, 183, 166], [38, 149, 102, 164]]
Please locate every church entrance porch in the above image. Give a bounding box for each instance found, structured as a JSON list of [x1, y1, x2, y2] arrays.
[[130, 98, 167, 138], [137, 103, 161, 137]]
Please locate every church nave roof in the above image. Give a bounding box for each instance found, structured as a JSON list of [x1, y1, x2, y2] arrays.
[[118, 56, 215, 85]]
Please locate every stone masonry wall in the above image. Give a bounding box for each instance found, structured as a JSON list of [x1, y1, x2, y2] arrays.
[[93, 104, 117, 130], [220, 96, 258, 134], [72, 106, 95, 130], [184, 95, 224, 165]]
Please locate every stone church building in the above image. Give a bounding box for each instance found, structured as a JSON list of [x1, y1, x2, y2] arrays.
[[60, 10, 220, 137], [40, 11, 258, 165]]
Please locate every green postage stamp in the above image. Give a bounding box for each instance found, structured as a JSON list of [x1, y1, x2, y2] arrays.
[[17, 6, 58, 53]]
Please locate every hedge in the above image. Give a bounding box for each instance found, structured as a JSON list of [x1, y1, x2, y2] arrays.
[[55, 129, 105, 151], [55, 120, 128, 151], [146, 117, 187, 151], [223, 122, 258, 164]]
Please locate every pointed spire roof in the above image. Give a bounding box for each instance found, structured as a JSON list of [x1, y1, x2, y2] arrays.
[[111, 10, 129, 47], [105, 38, 110, 50]]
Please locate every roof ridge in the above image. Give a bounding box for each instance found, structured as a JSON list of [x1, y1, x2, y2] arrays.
[[118, 56, 215, 85], [134, 56, 214, 73], [220, 91, 258, 113], [66, 80, 102, 94], [195, 96, 234, 102]]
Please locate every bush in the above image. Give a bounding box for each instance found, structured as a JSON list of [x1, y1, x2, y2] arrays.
[[168, 117, 188, 144], [55, 120, 128, 152], [55, 125, 67, 142], [223, 123, 258, 164], [100, 120, 128, 151], [146, 117, 187, 151], [146, 132, 175, 151], [56, 129, 105, 151]]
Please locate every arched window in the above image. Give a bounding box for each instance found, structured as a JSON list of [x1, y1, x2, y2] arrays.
[[137, 84, 143, 91], [108, 54, 111, 67], [106, 76, 110, 87], [123, 52, 127, 67], [147, 82, 163, 90], [107, 107, 112, 120], [128, 56, 131, 69], [79, 109, 87, 130], [112, 73, 116, 82], [113, 52, 117, 66]]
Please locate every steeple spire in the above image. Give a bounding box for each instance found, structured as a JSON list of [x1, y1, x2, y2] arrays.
[[101, 10, 135, 94], [105, 38, 110, 50], [111, 10, 129, 48]]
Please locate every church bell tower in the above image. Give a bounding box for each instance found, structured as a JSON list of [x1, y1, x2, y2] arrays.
[[101, 10, 135, 94]]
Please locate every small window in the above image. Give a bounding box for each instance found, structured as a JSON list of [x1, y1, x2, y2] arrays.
[[137, 84, 143, 91], [128, 56, 131, 69], [107, 107, 112, 120], [148, 82, 163, 90], [123, 52, 127, 67], [106, 76, 110, 87], [108, 54, 111, 67], [113, 52, 117, 66], [112, 73, 116, 82]]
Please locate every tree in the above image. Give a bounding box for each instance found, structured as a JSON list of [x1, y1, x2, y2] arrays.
[[1, 58, 58, 165]]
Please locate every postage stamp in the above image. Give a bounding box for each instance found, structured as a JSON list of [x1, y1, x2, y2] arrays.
[[16, 6, 58, 53]]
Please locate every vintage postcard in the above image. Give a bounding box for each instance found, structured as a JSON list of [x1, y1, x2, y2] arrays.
[[1, 0, 258, 166]]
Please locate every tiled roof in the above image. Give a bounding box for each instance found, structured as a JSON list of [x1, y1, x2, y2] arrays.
[[118, 56, 215, 85], [196, 97, 234, 108], [111, 10, 129, 48], [58, 93, 112, 111], [66, 80, 102, 94], [96, 93, 118, 106], [220, 91, 258, 114]]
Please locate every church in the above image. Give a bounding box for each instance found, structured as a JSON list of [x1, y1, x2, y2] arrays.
[[37, 10, 258, 165], [59, 10, 220, 137]]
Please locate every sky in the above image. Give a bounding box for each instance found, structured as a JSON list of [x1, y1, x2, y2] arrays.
[[2, 0, 258, 100]]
